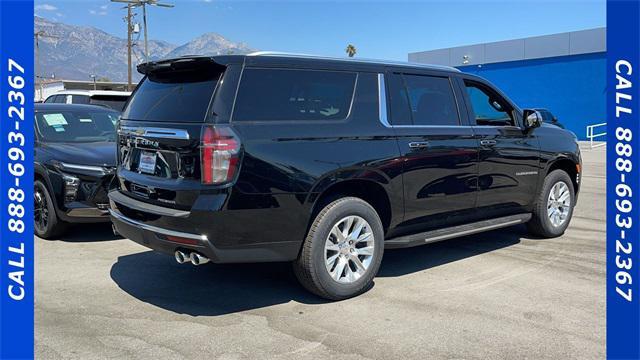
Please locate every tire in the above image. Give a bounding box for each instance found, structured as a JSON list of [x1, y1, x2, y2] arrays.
[[294, 197, 384, 300], [34, 180, 67, 239], [527, 170, 575, 238]]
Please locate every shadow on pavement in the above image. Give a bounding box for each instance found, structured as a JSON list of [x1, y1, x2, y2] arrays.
[[379, 225, 524, 277], [111, 251, 325, 316], [110, 225, 525, 316], [53, 223, 123, 242]]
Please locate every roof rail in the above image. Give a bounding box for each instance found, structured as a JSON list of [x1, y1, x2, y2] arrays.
[[246, 51, 461, 72]]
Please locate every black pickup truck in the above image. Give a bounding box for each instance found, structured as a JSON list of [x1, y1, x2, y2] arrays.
[[109, 53, 581, 300]]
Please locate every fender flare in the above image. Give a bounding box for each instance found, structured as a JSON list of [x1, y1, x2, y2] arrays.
[[305, 166, 392, 206], [34, 162, 62, 214]]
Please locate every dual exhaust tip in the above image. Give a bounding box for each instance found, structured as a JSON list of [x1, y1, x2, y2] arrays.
[[175, 250, 210, 266]]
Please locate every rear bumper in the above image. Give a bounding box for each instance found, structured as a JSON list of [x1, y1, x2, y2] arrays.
[[109, 208, 210, 255], [109, 205, 301, 264]]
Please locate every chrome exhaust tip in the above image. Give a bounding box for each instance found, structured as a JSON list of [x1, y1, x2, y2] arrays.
[[190, 252, 210, 266], [174, 250, 189, 264]]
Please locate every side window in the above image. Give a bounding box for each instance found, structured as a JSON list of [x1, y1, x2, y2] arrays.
[[73, 95, 91, 104], [403, 74, 459, 126], [464, 81, 515, 126], [233, 68, 357, 122], [44, 96, 55, 103], [386, 73, 412, 126], [54, 95, 66, 103]]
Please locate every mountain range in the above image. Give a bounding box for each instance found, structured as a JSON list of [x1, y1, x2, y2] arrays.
[[34, 16, 254, 82]]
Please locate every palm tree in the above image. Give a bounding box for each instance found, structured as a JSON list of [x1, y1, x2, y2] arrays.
[[345, 44, 357, 58]]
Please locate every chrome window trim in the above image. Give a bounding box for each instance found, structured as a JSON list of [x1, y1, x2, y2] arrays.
[[393, 125, 474, 129], [377, 73, 524, 130], [471, 125, 524, 130], [378, 73, 475, 130], [118, 126, 190, 140], [389, 124, 522, 129], [377, 73, 391, 128]]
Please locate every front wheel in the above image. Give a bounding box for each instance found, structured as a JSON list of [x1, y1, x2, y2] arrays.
[[294, 197, 384, 300], [34, 180, 67, 239], [527, 170, 575, 238]]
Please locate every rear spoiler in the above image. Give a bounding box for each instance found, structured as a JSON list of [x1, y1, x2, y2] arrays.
[[137, 57, 225, 75]]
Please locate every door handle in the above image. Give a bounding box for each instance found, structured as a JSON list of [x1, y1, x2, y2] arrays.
[[480, 139, 497, 146], [409, 141, 430, 149]]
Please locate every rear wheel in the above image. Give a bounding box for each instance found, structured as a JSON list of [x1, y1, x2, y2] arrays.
[[34, 180, 66, 239], [527, 170, 575, 238], [294, 197, 384, 300]]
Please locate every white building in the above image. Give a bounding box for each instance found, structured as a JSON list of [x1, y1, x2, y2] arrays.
[[35, 80, 135, 102]]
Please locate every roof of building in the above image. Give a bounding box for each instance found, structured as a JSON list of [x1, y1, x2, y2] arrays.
[[408, 27, 606, 67]]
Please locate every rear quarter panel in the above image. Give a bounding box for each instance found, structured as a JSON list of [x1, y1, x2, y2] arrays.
[[224, 71, 403, 247]]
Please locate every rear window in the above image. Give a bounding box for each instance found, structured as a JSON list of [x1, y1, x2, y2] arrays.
[[233, 68, 357, 122], [73, 95, 91, 104], [122, 68, 221, 122], [90, 95, 128, 112]]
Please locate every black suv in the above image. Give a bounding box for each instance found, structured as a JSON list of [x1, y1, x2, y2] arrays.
[[109, 54, 581, 300]]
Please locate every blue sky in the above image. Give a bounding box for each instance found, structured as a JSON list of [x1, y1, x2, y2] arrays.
[[35, 0, 605, 60]]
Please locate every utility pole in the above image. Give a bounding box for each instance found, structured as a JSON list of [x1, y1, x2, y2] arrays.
[[34, 30, 58, 100], [34, 31, 42, 98], [142, 3, 148, 62], [127, 4, 133, 91], [112, 0, 174, 64]]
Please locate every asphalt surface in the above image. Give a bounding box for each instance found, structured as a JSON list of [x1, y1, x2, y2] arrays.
[[35, 145, 606, 359]]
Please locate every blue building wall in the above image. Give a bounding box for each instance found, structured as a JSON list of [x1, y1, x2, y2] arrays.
[[457, 52, 605, 140]]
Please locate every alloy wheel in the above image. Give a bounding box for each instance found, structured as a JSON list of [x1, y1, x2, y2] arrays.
[[324, 215, 375, 283], [547, 181, 571, 227], [34, 188, 49, 234]]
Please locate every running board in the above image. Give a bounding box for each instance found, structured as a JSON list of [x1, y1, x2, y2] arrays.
[[384, 213, 532, 249]]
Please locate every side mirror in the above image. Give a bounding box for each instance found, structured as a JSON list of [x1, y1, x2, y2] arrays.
[[522, 109, 542, 130]]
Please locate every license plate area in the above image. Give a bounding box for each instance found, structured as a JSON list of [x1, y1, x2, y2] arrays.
[[118, 131, 193, 179], [126, 147, 180, 178], [139, 151, 157, 174]]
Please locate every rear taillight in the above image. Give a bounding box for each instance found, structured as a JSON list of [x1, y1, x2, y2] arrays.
[[200, 125, 241, 185]]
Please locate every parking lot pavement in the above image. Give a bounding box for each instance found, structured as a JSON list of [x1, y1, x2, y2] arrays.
[[35, 145, 606, 360]]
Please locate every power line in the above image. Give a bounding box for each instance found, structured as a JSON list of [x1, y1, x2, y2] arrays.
[[111, 0, 174, 64]]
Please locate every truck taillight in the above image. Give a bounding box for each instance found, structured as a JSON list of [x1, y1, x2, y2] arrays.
[[200, 125, 241, 185]]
